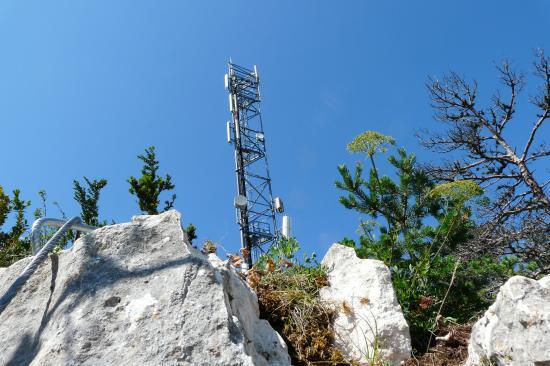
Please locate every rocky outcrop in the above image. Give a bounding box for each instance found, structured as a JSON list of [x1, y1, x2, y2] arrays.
[[319, 244, 411, 365], [465, 275, 550, 366], [0, 211, 291, 366]]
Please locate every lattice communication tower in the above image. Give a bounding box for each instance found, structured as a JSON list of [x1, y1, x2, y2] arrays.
[[224, 62, 283, 267]]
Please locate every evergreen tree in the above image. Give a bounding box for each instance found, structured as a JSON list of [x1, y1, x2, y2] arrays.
[[185, 223, 197, 244], [73, 177, 108, 226], [0, 186, 31, 267], [128, 146, 176, 215]]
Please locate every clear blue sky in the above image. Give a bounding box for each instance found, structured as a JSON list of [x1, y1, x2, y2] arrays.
[[1, 1, 549, 258]]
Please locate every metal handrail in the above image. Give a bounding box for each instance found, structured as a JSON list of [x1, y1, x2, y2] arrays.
[[31, 217, 96, 254]]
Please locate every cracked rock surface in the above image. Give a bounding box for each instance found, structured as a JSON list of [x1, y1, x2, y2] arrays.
[[0, 211, 290, 366], [465, 275, 550, 366]]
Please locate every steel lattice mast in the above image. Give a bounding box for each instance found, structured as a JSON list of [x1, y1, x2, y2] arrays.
[[225, 62, 280, 267]]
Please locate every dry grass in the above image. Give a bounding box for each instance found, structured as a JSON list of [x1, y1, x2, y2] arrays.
[[250, 267, 351, 366], [403, 322, 472, 366]]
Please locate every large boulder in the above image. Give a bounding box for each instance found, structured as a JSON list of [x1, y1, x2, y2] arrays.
[[319, 244, 411, 365], [465, 275, 550, 366], [0, 211, 291, 366]]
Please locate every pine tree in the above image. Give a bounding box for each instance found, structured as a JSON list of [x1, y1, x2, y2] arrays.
[[73, 177, 108, 226], [128, 146, 176, 215], [0, 186, 31, 267]]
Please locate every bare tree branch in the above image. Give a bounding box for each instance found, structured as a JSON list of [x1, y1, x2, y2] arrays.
[[522, 111, 548, 160], [420, 51, 550, 269]]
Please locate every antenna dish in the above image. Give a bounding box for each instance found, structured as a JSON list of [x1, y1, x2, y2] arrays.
[[234, 195, 248, 209]]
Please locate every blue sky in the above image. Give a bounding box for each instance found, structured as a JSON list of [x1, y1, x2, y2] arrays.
[[1, 1, 549, 258]]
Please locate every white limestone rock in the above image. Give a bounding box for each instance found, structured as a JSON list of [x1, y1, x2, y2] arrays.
[[319, 243, 411, 365], [0, 210, 291, 366], [465, 275, 550, 366]]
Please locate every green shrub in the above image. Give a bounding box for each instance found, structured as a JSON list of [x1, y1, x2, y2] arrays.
[[73, 177, 108, 226], [252, 237, 347, 365], [128, 146, 176, 215], [336, 131, 516, 352], [0, 186, 31, 267], [185, 223, 197, 244]]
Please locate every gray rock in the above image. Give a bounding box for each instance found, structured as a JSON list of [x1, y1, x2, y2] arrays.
[[319, 244, 411, 365], [465, 275, 550, 366], [0, 211, 290, 366]]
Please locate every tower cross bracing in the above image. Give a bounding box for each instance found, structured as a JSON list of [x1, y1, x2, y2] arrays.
[[225, 62, 278, 266]]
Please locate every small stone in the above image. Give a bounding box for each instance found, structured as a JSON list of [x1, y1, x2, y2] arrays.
[[104, 296, 121, 307]]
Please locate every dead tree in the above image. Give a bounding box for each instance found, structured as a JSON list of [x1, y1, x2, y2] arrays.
[[420, 50, 549, 273]]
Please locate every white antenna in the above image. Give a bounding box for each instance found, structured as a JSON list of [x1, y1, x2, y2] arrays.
[[274, 197, 284, 213], [226, 121, 231, 143], [282, 216, 291, 239]]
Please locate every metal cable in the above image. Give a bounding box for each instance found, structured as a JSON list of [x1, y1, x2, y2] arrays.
[[0, 217, 82, 315], [31, 218, 96, 254]]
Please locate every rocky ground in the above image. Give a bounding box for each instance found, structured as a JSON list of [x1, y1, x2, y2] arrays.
[[0, 211, 548, 366]]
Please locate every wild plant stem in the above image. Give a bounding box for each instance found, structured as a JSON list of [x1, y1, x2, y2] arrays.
[[369, 153, 395, 265], [425, 259, 460, 353]]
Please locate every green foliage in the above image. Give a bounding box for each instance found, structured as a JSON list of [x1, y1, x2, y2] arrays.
[[128, 146, 176, 215], [0, 187, 9, 228], [185, 222, 197, 244], [429, 180, 484, 205], [389, 254, 514, 345], [73, 177, 108, 226], [256, 237, 310, 270], [8, 189, 29, 240], [33, 189, 47, 219], [336, 146, 474, 260], [0, 186, 31, 267], [335, 131, 507, 352], [347, 130, 396, 156]]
